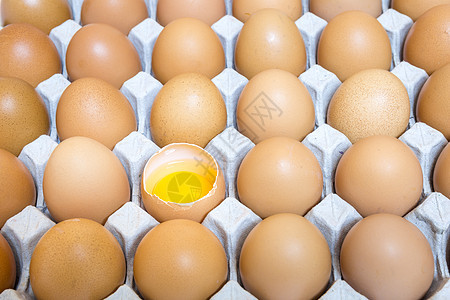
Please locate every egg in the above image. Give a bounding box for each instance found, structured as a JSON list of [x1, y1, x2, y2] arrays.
[[150, 73, 226, 148], [403, 4, 450, 75], [1, 0, 72, 34], [81, 0, 148, 35], [335, 135, 423, 217], [317, 11, 391, 82], [0, 233, 15, 293], [327, 69, 410, 143], [134, 219, 228, 300], [235, 8, 306, 79], [340, 214, 434, 299], [392, 0, 450, 21], [152, 18, 225, 84], [30, 218, 126, 300], [0, 23, 61, 87], [141, 143, 226, 222], [240, 213, 331, 300], [0, 77, 50, 156], [416, 63, 450, 140], [43, 136, 130, 224], [66, 23, 142, 89], [434, 143, 450, 198], [157, 0, 225, 26], [0, 148, 36, 227], [310, 0, 381, 22], [236, 69, 315, 144], [56, 77, 137, 150], [237, 137, 323, 218], [232, 0, 302, 23]]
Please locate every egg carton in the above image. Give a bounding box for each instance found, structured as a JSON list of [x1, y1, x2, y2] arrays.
[[1, 0, 450, 299]]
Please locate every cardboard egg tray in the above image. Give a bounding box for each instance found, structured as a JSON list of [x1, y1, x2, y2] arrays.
[[1, 0, 450, 299]]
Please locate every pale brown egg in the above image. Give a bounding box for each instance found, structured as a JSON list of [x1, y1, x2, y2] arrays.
[[236, 69, 315, 144], [0, 149, 36, 228], [134, 219, 228, 300], [66, 23, 142, 89], [341, 214, 434, 299], [434, 143, 450, 198], [0, 23, 61, 87], [237, 137, 323, 218], [327, 69, 410, 143], [1, 0, 72, 34], [317, 11, 391, 82], [0, 233, 15, 293], [56, 77, 137, 150], [392, 0, 450, 21], [335, 136, 423, 217], [150, 73, 226, 148], [81, 0, 148, 35], [30, 218, 126, 300], [240, 213, 331, 300], [310, 0, 381, 22], [235, 8, 306, 79], [157, 0, 225, 26], [404, 4, 450, 75], [152, 18, 225, 84], [43, 136, 130, 224], [0, 77, 50, 156], [141, 143, 226, 222], [232, 0, 302, 22], [416, 63, 450, 140]]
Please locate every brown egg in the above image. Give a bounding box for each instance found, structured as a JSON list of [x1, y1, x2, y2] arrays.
[[43, 136, 130, 224], [30, 218, 125, 300], [237, 137, 323, 218], [152, 18, 225, 84], [0, 77, 50, 156], [150, 73, 226, 148], [56, 77, 137, 150], [335, 136, 423, 217], [1, 0, 72, 34], [157, 0, 225, 26], [81, 0, 148, 35], [404, 4, 450, 75], [0, 23, 61, 87], [66, 23, 142, 89], [0, 233, 15, 293], [232, 0, 302, 22], [416, 63, 450, 140], [341, 214, 434, 299], [317, 11, 391, 82], [235, 8, 306, 79], [434, 143, 450, 198], [237, 69, 315, 144], [327, 69, 410, 143], [134, 219, 228, 300], [310, 0, 381, 22], [392, 0, 450, 21], [240, 213, 331, 300], [0, 149, 36, 227]]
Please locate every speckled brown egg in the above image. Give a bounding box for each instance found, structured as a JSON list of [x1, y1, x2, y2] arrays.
[[434, 143, 450, 198], [157, 0, 225, 26], [416, 63, 450, 140], [66, 23, 142, 89], [0, 233, 15, 293], [1, 0, 72, 34], [404, 4, 450, 75], [0, 148, 35, 228], [317, 11, 391, 82], [150, 73, 226, 148], [0, 23, 61, 87], [310, 0, 381, 22], [56, 77, 137, 150], [0, 77, 50, 156], [327, 69, 410, 143], [81, 0, 148, 35], [235, 8, 306, 79], [134, 219, 228, 300], [30, 218, 125, 300], [392, 0, 450, 21], [232, 0, 302, 23], [152, 18, 225, 84], [43, 136, 130, 224]]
